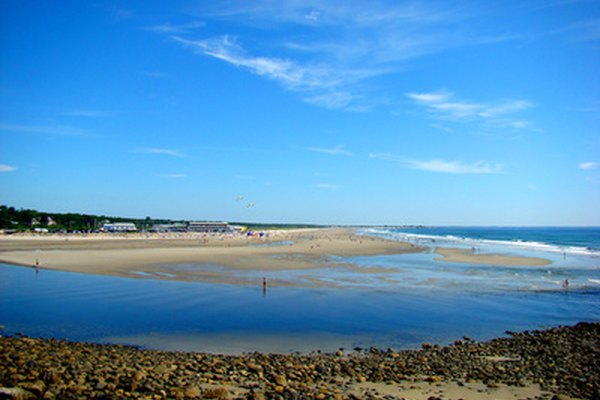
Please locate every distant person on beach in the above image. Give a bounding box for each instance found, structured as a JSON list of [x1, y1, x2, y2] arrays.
[[563, 279, 569, 289]]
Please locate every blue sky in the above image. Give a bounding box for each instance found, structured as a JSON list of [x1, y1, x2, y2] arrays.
[[1, 0, 599, 225]]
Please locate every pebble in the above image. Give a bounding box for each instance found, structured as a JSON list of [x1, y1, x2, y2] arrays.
[[0, 322, 598, 399]]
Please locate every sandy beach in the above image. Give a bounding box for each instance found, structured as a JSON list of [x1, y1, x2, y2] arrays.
[[0, 228, 553, 286]]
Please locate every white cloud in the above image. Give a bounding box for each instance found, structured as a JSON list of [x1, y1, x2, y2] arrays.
[[369, 153, 503, 174], [157, 2, 520, 111], [307, 144, 352, 156], [0, 164, 16, 172], [406, 91, 452, 103], [157, 173, 186, 178], [0, 124, 89, 136], [406, 159, 503, 174], [317, 183, 339, 189], [304, 11, 320, 21], [135, 147, 186, 158], [554, 18, 600, 42], [173, 36, 328, 91], [63, 110, 112, 117], [143, 21, 205, 34], [478, 100, 533, 117], [579, 161, 598, 170], [303, 91, 358, 110], [406, 91, 533, 128]]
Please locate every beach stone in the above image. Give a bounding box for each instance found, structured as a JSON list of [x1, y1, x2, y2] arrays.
[[273, 374, 287, 386], [181, 385, 201, 398], [204, 387, 229, 399], [18, 380, 45, 396], [251, 392, 265, 400], [0, 387, 36, 400]]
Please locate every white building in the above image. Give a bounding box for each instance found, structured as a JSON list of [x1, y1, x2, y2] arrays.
[[150, 223, 187, 232], [101, 223, 138, 232], [187, 221, 233, 233]]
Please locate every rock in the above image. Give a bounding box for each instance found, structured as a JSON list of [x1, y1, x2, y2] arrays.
[[204, 387, 229, 399], [251, 391, 265, 400], [182, 385, 201, 398], [18, 380, 45, 396], [0, 387, 36, 400], [94, 377, 106, 390], [273, 374, 287, 386], [246, 362, 262, 372]]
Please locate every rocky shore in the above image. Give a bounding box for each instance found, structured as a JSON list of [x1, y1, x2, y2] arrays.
[[1, 322, 598, 399]]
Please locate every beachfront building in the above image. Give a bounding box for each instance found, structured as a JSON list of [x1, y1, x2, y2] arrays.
[[187, 221, 233, 233], [101, 222, 138, 232], [150, 223, 187, 233]]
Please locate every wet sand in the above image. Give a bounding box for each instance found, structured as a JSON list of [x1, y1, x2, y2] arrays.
[[435, 247, 552, 266]]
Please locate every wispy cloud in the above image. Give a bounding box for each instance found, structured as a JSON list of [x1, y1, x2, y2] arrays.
[[0, 164, 16, 172], [157, 173, 186, 178], [134, 147, 186, 158], [317, 183, 339, 189], [143, 21, 204, 34], [0, 124, 89, 137], [369, 153, 503, 174], [142, 71, 169, 79], [554, 18, 600, 42], [306, 144, 352, 156], [567, 101, 600, 113], [579, 161, 598, 170], [63, 110, 113, 117], [172, 36, 369, 91], [478, 100, 533, 118], [154, 2, 521, 111], [406, 91, 533, 129]]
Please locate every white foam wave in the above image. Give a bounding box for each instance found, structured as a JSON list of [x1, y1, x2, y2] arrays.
[[360, 228, 600, 257]]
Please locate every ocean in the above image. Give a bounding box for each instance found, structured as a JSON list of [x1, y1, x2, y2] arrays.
[[362, 226, 600, 256]]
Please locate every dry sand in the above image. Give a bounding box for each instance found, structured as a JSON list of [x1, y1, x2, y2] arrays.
[[0, 228, 422, 284]]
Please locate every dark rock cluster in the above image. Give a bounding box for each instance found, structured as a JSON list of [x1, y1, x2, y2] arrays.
[[0, 322, 598, 399]]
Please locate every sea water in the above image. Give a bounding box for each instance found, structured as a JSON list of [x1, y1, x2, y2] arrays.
[[0, 227, 598, 353]]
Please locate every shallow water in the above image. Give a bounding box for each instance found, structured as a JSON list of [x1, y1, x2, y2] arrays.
[[0, 262, 598, 354]]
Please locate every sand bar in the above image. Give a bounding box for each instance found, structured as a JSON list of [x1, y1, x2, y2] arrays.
[[435, 247, 552, 266], [1, 228, 553, 285], [0, 228, 424, 285]]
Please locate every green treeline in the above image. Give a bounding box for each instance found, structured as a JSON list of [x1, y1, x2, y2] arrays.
[[0, 205, 323, 232], [0, 205, 174, 232]]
